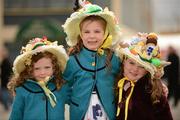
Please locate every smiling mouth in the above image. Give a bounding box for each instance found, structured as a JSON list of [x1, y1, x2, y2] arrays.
[[129, 72, 138, 77], [88, 41, 97, 43]]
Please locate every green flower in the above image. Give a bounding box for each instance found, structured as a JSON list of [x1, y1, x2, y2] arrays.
[[84, 4, 102, 14], [151, 58, 161, 67]]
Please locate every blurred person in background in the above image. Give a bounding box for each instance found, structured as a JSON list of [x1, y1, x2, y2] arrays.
[[0, 43, 13, 111], [164, 46, 180, 107]]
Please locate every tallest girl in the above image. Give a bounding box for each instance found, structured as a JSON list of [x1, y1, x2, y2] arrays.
[[62, 0, 121, 119]]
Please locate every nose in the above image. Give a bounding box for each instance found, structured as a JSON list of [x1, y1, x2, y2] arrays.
[[39, 69, 46, 75], [89, 32, 95, 38]]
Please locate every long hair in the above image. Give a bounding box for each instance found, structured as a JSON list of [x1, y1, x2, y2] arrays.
[[150, 77, 163, 104], [68, 15, 113, 68], [8, 51, 64, 94]]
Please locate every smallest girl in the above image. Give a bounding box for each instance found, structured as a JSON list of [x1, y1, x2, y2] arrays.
[[115, 33, 173, 120], [8, 37, 69, 120]]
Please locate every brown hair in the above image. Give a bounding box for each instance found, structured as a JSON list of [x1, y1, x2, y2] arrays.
[[68, 15, 113, 68], [8, 51, 64, 94], [150, 77, 163, 104]]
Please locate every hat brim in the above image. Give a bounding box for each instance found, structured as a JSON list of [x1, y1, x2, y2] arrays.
[[116, 47, 157, 78], [13, 45, 68, 75], [62, 9, 120, 46]]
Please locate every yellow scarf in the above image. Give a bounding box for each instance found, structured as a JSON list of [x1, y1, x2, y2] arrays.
[[97, 35, 112, 55], [37, 77, 57, 108], [97, 28, 112, 55], [116, 77, 136, 120]]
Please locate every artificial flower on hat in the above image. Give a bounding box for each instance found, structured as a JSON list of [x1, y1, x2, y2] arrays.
[[62, 0, 121, 47], [13, 37, 68, 75], [116, 32, 171, 79]]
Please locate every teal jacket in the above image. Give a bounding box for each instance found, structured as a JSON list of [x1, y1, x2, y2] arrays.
[[9, 79, 70, 120], [63, 47, 121, 120]]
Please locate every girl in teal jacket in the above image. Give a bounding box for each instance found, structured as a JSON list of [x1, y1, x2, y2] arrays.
[[8, 37, 69, 120], [62, 1, 121, 119]]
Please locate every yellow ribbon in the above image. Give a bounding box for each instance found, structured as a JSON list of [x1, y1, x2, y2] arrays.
[[97, 35, 112, 55], [116, 77, 136, 120], [97, 27, 112, 55], [37, 77, 57, 108]]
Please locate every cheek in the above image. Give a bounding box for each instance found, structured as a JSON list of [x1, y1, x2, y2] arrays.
[[123, 65, 129, 76], [123, 62, 131, 70], [81, 37, 88, 44], [98, 35, 104, 42], [48, 68, 54, 75], [32, 71, 38, 78], [81, 33, 88, 39], [123, 69, 128, 76]]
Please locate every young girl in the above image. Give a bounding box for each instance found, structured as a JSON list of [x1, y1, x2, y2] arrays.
[[115, 33, 173, 120], [62, 0, 121, 120], [8, 37, 69, 120]]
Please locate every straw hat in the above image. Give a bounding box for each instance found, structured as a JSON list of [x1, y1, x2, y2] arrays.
[[116, 33, 170, 79], [13, 37, 68, 75], [62, 0, 121, 47]]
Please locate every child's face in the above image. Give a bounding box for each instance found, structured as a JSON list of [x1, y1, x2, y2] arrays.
[[123, 58, 148, 81], [80, 20, 105, 50], [32, 57, 53, 81]]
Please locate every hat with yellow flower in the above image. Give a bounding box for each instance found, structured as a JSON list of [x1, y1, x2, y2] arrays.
[[62, 0, 121, 48], [116, 32, 171, 79], [13, 37, 68, 75]]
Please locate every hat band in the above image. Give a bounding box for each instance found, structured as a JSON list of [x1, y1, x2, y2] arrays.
[[85, 9, 102, 13], [139, 54, 161, 67], [139, 54, 151, 63], [32, 43, 46, 50]]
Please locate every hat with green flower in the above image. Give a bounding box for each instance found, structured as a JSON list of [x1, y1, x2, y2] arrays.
[[13, 37, 68, 75], [62, 0, 121, 47], [116, 32, 171, 79]]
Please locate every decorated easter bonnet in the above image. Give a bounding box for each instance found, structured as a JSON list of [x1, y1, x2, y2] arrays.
[[13, 37, 68, 75], [62, 0, 120, 47], [116, 32, 171, 79]]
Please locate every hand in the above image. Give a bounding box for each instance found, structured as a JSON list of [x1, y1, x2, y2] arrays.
[[154, 68, 164, 79], [162, 82, 169, 98], [119, 42, 129, 48]]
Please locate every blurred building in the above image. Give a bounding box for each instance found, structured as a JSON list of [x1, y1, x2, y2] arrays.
[[4, 0, 73, 43], [0, 0, 180, 61], [121, 0, 180, 33]]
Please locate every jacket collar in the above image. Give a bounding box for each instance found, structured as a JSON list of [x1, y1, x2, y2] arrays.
[[22, 78, 56, 93]]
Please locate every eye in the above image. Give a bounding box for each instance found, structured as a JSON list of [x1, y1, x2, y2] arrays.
[[129, 61, 135, 65], [82, 30, 90, 33], [34, 67, 40, 70], [95, 30, 101, 33], [45, 66, 52, 69], [84, 31, 90, 33], [95, 29, 104, 33]]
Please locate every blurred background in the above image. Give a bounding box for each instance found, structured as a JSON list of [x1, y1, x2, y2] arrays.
[[0, 0, 180, 119]]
